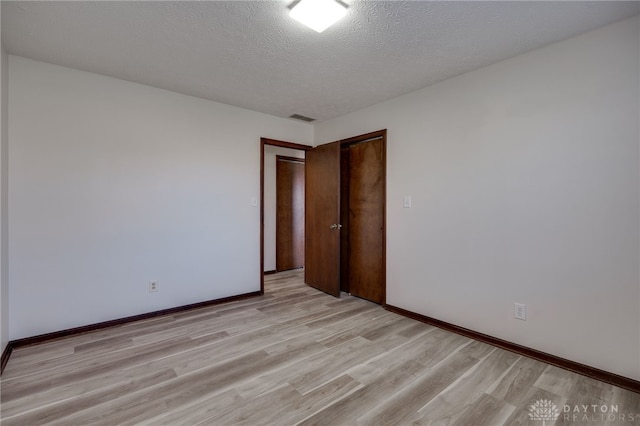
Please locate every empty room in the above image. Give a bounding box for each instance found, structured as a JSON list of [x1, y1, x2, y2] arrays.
[[0, 1, 639, 424]]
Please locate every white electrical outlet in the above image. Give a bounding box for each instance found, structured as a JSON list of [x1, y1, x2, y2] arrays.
[[149, 281, 158, 293], [514, 303, 526, 320], [403, 195, 412, 208]]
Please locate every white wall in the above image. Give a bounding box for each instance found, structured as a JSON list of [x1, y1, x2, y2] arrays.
[[8, 56, 312, 340], [263, 145, 305, 272], [315, 16, 640, 380], [1, 32, 9, 352]]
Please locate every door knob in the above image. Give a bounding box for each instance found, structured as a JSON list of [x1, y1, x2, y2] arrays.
[[330, 224, 343, 230]]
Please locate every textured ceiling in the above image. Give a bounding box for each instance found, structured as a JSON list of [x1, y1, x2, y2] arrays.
[[2, 1, 638, 122]]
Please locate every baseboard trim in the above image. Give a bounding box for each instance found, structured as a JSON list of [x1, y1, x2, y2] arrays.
[[0, 290, 262, 375], [263, 270, 277, 275], [384, 304, 640, 394], [1, 342, 13, 374]]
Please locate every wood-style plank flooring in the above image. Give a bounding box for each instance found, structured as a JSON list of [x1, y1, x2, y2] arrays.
[[1, 270, 639, 425]]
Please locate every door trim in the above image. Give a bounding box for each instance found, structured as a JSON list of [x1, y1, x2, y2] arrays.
[[276, 155, 305, 164], [260, 138, 312, 294]]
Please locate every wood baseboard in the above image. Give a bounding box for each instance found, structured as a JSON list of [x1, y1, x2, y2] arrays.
[[263, 270, 277, 275], [1, 342, 13, 374], [384, 304, 640, 394], [0, 291, 261, 375]]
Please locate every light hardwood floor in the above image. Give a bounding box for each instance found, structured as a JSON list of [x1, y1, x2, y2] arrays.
[[1, 270, 638, 425]]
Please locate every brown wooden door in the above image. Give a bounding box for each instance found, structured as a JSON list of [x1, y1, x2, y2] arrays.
[[347, 138, 385, 304], [305, 141, 341, 297], [276, 156, 305, 271]]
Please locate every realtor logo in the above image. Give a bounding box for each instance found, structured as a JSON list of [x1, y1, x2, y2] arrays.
[[529, 399, 560, 426]]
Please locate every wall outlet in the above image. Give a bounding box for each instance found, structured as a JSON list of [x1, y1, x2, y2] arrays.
[[514, 302, 526, 320], [403, 195, 412, 208], [149, 281, 158, 292]]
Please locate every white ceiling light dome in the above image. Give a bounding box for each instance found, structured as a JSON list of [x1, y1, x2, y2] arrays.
[[289, 0, 348, 33]]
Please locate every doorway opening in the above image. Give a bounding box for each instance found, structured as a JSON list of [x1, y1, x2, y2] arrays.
[[260, 138, 312, 294]]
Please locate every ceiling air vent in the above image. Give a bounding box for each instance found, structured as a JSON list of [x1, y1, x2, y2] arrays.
[[289, 114, 315, 122]]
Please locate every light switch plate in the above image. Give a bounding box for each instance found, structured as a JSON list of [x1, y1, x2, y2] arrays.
[[514, 303, 526, 320], [403, 195, 412, 208]]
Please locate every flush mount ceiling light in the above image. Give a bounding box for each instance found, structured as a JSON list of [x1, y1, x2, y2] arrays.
[[289, 0, 348, 33]]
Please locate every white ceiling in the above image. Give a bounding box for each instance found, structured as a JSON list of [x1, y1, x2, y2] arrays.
[[2, 1, 638, 122]]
